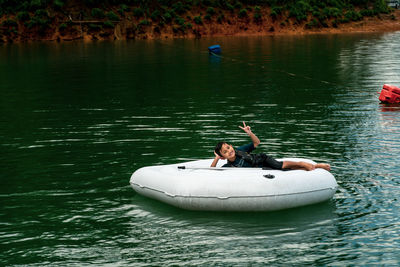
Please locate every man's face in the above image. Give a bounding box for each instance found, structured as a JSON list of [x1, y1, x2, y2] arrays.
[[219, 143, 235, 160]]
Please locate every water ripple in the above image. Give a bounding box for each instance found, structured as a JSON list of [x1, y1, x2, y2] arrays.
[[1, 33, 400, 266]]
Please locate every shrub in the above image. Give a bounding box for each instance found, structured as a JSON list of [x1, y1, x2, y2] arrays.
[[35, 9, 48, 18], [163, 12, 172, 23], [270, 9, 277, 19], [217, 14, 224, 23], [91, 8, 105, 19], [178, 23, 186, 31], [254, 6, 262, 22], [88, 23, 102, 30], [360, 9, 375, 17], [312, 10, 323, 19], [204, 14, 211, 21], [345, 10, 362, 21], [270, 6, 282, 19], [172, 1, 185, 14], [226, 3, 234, 11], [206, 7, 215, 16], [320, 19, 329, 27], [103, 20, 114, 28], [175, 16, 185, 25], [158, 0, 173, 4], [30, 0, 46, 10], [84, 0, 101, 6], [106, 11, 120, 21], [2, 19, 18, 27], [327, 0, 343, 8], [26, 16, 49, 31], [238, 8, 247, 18], [289, 1, 311, 22], [202, 0, 214, 6], [32, 9, 50, 28], [168, 9, 176, 18], [194, 15, 202, 24], [374, 0, 390, 14], [133, 7, 144, 18], [271, 6, 282, 15], [158, 19, 165, 26], [314, 1, 326, 9], [151, 9, 161, 21], [234, 2, 242, 9], [119, 4, 129, 15], [17, 11, 30, 21], [54, 0, 65, 8], [59, 23, 67, 30], [139, 19, 150, 26], [24, 21, 33, 29], [186, 22, 193, 29], [183, 3, 192, 11], [305, 18, 318, 29], [254, 12, 262, 22], [323, 7, 341, 18]]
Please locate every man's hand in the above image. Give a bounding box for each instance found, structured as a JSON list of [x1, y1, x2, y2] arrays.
[[239, 121, 260, 148], [239, 121, 252, 135], [214, 151, 224, 160], [211, 151, 223, 167]]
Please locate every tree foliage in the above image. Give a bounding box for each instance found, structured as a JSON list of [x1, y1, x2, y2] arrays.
[[0, 0, 393, 37]]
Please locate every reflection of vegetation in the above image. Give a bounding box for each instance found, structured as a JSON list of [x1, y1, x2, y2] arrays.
[[0, 0, 394, 40]]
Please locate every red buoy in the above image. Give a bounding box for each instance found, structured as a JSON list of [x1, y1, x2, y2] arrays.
[[379, 84, 400, 104]]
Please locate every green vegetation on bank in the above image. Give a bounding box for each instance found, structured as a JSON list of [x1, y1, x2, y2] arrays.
[[0, 0, 394, 41]]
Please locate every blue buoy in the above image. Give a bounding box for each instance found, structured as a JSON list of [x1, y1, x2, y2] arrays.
[[208, 45, 221, 54]]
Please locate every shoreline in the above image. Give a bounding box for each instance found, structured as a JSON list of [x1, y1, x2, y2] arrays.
[[1, 9, 400, 43]]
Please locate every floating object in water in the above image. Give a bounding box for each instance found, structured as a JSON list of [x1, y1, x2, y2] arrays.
[[208, 44, 221, 54], [129, 158, 338, 212], [379, 84, 400, 104]]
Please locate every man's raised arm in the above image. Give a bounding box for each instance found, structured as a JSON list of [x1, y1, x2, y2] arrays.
[[239, 121, 260, 148]]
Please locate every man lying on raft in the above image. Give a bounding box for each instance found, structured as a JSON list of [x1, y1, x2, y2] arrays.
[[211, 122, 331, 171]]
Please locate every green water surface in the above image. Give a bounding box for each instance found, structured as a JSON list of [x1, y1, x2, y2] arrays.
[[1, 33, 400, 266]]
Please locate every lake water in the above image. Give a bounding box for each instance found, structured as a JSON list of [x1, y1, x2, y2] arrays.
[[1, 32, 400, 266]]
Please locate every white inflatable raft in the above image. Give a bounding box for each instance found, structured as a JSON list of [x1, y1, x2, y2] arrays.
[[130, 158, 338, 212]]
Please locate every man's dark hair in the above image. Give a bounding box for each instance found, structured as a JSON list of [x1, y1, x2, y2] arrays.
[[214, 142, 226, 157]]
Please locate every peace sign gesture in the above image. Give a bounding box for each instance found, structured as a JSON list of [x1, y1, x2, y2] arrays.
[[239, 121, 252, 135]]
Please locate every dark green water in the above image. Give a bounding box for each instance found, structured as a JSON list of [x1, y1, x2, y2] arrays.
[[1, 33, 399, 266]]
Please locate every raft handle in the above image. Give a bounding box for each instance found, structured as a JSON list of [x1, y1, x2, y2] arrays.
[[263, 174, 275, 179]]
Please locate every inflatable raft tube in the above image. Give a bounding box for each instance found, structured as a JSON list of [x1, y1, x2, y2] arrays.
[[130, 158, 338, 212]]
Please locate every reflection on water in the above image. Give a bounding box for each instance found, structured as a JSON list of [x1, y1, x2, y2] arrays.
[[1, 32, 400, 266]]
